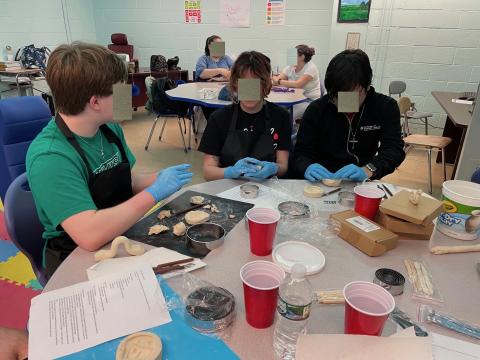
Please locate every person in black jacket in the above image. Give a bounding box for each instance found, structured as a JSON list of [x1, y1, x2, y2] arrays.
[[293, 49, 405, 181]]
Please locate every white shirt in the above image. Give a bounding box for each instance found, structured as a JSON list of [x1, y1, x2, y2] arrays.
[[282, 62, 323, 100]]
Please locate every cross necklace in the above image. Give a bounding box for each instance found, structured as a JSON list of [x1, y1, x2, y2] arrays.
[[346, 103, 365, 150], [77, 132, 105, 159]]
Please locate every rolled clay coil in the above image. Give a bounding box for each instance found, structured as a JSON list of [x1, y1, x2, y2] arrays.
[[94, 236, 145, 262]]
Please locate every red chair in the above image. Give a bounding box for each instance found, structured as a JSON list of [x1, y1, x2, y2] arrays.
[[108, 33, 134, 59]]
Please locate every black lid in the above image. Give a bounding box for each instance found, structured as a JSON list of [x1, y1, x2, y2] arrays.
[[375, 268, 405, 286]]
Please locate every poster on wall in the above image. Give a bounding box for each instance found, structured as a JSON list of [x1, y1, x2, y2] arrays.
[[185, 0, 201, 24], [337, 0, 371, 23], [266, 0, 286, 26], [220, 0, 251, 27], [345, 32, 361, 49]]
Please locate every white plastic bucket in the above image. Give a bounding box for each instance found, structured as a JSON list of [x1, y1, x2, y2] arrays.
[[437, 180, 480, 240]]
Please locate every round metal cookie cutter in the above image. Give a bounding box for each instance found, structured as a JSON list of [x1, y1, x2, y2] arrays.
[[240, 184, 259, 199], [338, 191, 355, 207], [373, 268, 405, 296], [277, 201, 310, 219]]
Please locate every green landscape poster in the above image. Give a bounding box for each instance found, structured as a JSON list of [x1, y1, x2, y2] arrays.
[[337, 0, 371, 23]]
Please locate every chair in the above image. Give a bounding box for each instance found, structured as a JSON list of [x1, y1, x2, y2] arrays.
[[389, 81, 406, 98], [472, 169, 480, 184], [400, 97, 452, 194], [396, 93, 433, 135], [144, 77, 191, 152], [0, 96, 51, 201], [4, 173, 47, 286], [107, 33, 134, 59]]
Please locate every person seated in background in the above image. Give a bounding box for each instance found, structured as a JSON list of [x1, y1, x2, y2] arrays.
[[272, 44, 325, 122], [27, 42, 192, 279], [293, 49, 405, 182], [199, 51, 291, 181], [195, 35, 234, 121], [195, 35, 233, 82]]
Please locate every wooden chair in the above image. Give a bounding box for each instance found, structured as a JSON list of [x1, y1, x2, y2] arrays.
[[397, 95, 432, 135], [399, 97, 452, 193]]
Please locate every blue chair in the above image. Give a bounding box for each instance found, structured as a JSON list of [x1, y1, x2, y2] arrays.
[[0, 96, 51, 201], [472, 168, 480, 184], [4, 173, 47, 286], [144, 78, 192, 152]]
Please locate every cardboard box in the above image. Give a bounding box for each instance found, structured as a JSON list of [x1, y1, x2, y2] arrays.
[[331, 210, 399, 257], [376, 212, 434, 240], [379, 190, 442, 226]]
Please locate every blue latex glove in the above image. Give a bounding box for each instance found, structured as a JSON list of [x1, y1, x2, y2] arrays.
[[304, 163, 334, 182], [146, 164, 193, 202], [224, 157, 262, 179], [244, 161, 279, 180], [334, 164, 368, 182]]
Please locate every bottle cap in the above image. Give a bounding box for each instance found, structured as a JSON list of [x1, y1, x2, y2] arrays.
[[291, 263, 307, 279]]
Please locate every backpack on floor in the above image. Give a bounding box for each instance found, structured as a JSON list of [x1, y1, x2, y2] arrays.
[[150, 55, 168, 73], [15, 44, 51, 70]]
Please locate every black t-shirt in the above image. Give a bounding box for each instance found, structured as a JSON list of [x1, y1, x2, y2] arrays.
[[198, 102, 291, 164]]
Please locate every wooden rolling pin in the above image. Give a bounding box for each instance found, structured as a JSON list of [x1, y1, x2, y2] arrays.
[[430, 244, 480, 255]]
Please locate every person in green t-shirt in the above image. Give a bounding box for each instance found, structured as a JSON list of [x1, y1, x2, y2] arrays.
[[26, 42, 193, 278]]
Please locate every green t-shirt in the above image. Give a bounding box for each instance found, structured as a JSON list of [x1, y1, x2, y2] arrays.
[[26, 120, 136, 242]]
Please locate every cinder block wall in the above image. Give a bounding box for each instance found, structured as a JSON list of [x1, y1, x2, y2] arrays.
[[366, 0, 480, 134], [92, 0, 334, 82]]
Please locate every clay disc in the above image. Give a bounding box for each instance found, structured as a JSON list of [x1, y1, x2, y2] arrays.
[[116, 332, 162, 360], [303, 185, 325, 198]]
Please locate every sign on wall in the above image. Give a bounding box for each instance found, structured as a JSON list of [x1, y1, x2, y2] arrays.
[[185, 0, 201, 24], [266, 0, 286, 26], [220, 0, 251, 28]]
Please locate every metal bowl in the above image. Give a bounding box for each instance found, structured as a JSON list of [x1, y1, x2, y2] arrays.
[[186, 223, 225, 257], [338, 191, 355, 207], [278, 201, 310, 219], [184, 286, 236, 334]]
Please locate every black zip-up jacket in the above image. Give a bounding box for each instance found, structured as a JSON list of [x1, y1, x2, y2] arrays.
[[293, 87, 405, 180]]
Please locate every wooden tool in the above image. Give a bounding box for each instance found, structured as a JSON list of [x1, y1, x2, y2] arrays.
[[152, 257, 194, 274]]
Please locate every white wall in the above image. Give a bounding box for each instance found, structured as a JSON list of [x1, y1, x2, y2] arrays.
[[0, 0, 95, 96], [92, 0, 334, 79], [0, 0, 96, 60], [364, 0, 480, 134]]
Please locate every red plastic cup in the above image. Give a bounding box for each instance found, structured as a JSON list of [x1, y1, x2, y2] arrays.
[[240, 260, 285, 329], [343, 281, 395, 336], [354, 185, 385, 220], [246, 208, 281, 256]]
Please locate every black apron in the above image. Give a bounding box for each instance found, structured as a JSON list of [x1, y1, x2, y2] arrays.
[[44, 114, 133, 278], [219, 103, 276, 167]]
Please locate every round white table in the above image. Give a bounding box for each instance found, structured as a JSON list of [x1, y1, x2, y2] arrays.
[[166, 82, 307, 109], [44, 180, 480, 359]]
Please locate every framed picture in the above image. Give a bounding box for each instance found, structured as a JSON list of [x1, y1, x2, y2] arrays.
[[345, 32, 361, 49], [337, 0, 371, 23]]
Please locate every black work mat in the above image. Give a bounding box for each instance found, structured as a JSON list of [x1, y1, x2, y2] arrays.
[[124, 190, 254, 257]]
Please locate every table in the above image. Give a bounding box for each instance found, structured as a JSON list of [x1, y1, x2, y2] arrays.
[[431, 91, 473, 177], [0, 68, 44, 96], [44, 180, 480, 359], [128, 68, 189, 110], [166, 82, 307, 125]]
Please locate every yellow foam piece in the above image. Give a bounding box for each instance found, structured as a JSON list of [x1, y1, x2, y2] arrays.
[[0, 252, 36, 286], [0, 199, 3, 211]]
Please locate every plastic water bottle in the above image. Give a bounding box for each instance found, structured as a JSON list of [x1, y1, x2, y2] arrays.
[[273, 263, 314, 360]]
